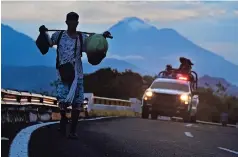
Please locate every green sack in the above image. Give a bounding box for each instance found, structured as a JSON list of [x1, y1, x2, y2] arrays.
[[85, 34, 108, 65]]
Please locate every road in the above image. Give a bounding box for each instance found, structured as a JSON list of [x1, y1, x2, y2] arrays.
[[2, 117, 238, 157]]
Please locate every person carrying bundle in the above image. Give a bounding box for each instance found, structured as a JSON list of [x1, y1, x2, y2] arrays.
[[36, 12, 111, 139]]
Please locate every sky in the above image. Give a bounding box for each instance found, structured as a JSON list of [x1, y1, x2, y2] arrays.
[[1, 1, 238, 65]]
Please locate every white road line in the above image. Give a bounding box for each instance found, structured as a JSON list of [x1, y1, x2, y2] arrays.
[[184, 132, 194, 138], [84, 116, 118, 121], [9, 116, 116, 157], [158, 116, 171, 121], [218, 147, 238, 155], [9, 121, 58, 157], [186, 124, 193, 127], [1, 137, 9, 141]]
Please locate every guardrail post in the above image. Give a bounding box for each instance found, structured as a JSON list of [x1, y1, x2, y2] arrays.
[[40, 97, 43, 103], [27, 97, 32, 103], [53, 100, 57, 105], [16, 95, 21, 103], [1, 93, 4, 100]]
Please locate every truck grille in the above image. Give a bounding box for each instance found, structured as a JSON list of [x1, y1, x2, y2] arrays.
[[153, 93, 178, 107]]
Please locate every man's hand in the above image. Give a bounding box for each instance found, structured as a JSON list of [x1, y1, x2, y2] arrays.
[[39, 25, 48, 33], [102, 31, 113, 39]]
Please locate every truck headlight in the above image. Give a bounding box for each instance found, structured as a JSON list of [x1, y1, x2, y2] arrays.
[[83, 100, 88, 104], [145, 91, 153, 97], [180, 94, 189, 101]]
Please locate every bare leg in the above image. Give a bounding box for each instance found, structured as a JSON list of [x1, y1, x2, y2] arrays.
[[56, 79, 70, 136], [68, 105, 81, 139], [59, 103, 68, 136], [68, 78, 84, 139]]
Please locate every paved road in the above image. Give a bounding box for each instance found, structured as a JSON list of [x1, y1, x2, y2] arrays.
[[3, 117, 238, 157], [2, 122, 39, 157]]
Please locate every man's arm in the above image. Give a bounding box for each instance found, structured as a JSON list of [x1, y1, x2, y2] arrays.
[[48, 31, 61, 47], [38, 25, 59, 47]]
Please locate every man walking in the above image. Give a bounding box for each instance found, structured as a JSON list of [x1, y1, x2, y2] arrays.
[[39, 12, 109, 139]]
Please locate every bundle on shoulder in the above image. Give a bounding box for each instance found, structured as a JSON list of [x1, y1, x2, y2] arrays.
[[35, 25, 51, 55]]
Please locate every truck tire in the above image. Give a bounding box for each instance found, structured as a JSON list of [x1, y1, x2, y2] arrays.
[[84, 110, 89, 118], [151, 111, 158, 120], [190, 115, 197, 123], [182, 112, 191, 123], [142, 106, 149, 119]]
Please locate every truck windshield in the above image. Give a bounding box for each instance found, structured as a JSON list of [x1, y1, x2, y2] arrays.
[[150, 81, 189, 92]]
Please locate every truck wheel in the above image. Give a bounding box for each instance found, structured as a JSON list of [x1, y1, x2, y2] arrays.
[[84, 110, 89, 118], [151, 111, 158, 120], [222, 121, 227, 127], [190, 115, 197, 123], [183, 112, 191, 123], [142, 106, 149, 119]]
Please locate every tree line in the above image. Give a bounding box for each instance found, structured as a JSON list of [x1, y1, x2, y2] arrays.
[[49, 68, 238, 124]]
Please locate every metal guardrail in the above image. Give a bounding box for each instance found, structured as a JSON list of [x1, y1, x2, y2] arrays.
[[94, 96, 131, 106], [1, 89, 134, 123], [1, 89, 132, 107], [1, 89, 58, 107]]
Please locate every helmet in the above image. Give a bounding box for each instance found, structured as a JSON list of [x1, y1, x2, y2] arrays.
[[85, 34, 109, 65], [179, 57, 186, 63], [187, 59, 194, 65]]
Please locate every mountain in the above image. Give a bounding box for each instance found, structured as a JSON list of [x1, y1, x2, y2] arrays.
[[1, 24, 144, 71], [1, 23, 147, 92], [1, 24, 56, 67], [83, 58, 148, 74], [198, 75, 238, 97], [2, 17, 238, 92], [108, 17, 238, 85], [1, 65, 56, 93]]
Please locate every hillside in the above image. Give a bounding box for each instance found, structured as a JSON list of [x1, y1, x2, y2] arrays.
[[1, 62, 146, 93], [2, 65, 238, 96], [1, 24, 56, 66], [198, 75, 238, 96]]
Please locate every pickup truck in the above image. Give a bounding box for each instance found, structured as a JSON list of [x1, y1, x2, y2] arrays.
[[141, 72, 199, 123]]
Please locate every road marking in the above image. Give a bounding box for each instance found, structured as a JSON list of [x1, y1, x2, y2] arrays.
[[184, 132, 193, 138], [84, 116, 118, 121], [186, 124, 193, 127], [218, 147, 238, 155], [9, 116, 116, 157], [1, 137, 9, 141], [158, 116, 171, 121]]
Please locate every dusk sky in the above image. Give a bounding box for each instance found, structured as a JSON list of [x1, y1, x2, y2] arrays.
[[2, 1, 238, 65]]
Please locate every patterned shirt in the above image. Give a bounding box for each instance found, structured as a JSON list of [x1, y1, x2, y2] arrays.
[[51, 31, 87, 79]]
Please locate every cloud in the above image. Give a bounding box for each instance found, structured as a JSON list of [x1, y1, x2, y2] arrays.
[[108, 54, 144, 60], [1, 1, 231, 24], [234, 10, 238, 16]]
